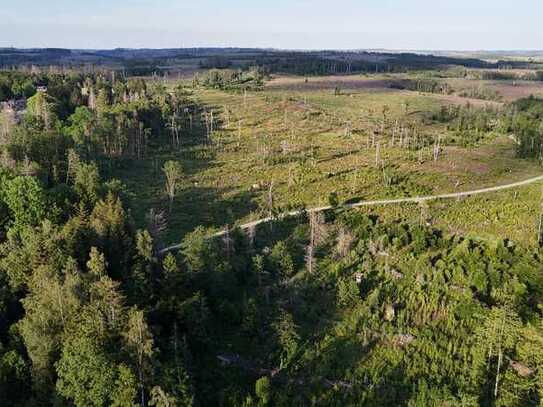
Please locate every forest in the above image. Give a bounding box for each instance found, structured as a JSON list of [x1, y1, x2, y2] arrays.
[[1, 62, 543, 407], [3, 48, 541, 76]]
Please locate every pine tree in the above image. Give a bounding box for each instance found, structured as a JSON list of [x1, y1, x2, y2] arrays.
[[123, 308, 154, 407]]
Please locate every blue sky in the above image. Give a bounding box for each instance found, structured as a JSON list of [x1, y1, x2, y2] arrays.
[[1, 0, 541, 50]]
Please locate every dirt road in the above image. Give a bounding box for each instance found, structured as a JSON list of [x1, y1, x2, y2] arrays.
[[161, 174, 543, 254]]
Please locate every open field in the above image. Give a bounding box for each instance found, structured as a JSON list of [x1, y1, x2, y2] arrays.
[[444, 77, 543, 101], [266, 75, 400, 91], [266, 74, 534, 107], [114, 74, 543, 247]]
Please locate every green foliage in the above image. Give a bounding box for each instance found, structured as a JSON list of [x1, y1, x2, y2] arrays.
[[255, 376, 272, 406], [26, 91, 59, 129], [194, 68, 266, 91], [0, 349, 30, 404], [56, 336, 116, 407], [0, 71, 38, 101], [2, 176, 49, 231], [328, 191, 339, 208], [74, 162, 101, 206], [110, 364, 139, 407], [90, 192, 133, 275], [500, 97, 543, 161], [274, 311, 300, 367], [270, 240, 295, 279], [336, 277, 360, 307], [149, 386, 177, 406], [391, 78, 454, 94], [181, 226, 216, 273]]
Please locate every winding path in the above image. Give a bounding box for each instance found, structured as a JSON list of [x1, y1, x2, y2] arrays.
[[160, 174, 543, 254]]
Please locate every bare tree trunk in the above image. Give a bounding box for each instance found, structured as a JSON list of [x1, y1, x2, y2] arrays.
[[538, 189, 543, 245], [267, 181, 274, 219], [494, 311, 507, 399], [210, 110, 214, 134], [223, 224, 233, 258], [247, 224, 256, 250], [433, 135, 441, 161], [238, 120, 242, 148], [306, 212, 316, 274], [224, 106, 230, 128]]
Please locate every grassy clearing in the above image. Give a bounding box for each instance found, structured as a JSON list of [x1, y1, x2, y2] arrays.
[[113, 76, 543, 246], [351, 181, 542, 247]]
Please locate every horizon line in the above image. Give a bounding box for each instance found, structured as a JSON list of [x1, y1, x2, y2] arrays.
[[2, 46, 543, 54]]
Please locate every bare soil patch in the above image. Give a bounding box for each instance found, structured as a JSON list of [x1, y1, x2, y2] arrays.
[[428, 93, 503, 108], [488, 81, 543, 101], [266, 75, 395, 91]]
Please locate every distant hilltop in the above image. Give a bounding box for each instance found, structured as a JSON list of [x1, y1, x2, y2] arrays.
[[1, 47, 541, 75]]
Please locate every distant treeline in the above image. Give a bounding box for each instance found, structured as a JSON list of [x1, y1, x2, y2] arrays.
[[390, 79, 454, 94], [248, 53, 542, 76], [390, 79, 503, 101], [252, 53, 496, 76], [121, 62, 164, 77], [2, 47, 541, 76], [469, 70, 543, 81], [193, 67, 267, 91]]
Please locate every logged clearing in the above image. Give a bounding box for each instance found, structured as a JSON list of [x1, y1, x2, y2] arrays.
[[118, 74, 543, 246], [266, 75, 397, 91]]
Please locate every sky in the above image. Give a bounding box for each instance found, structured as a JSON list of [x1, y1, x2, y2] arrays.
[[1, 0, 542, 51]]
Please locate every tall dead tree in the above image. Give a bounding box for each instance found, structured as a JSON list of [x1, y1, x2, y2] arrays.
[[306, 212, 317, 274], [306, 212, 326, 274], [163, 161, 183, 213], [266, 181, 275, 235], [433, 135, 442, 161], [210, 110, 215, 134], [267, 181, 274, 219], [246, 223, 256, 250], [238, 119, 242, 147], [335, 227, 355, 259], [168, 115, 180, 148], [381, 105, 389, 138], [202, 110, 211, 142], [375, 141, 381, 167], [344, 122, 352, 138], [419, 200, 429, 226], [224, 106, 230, 128], [0, 107, 14, 145], [223, 224, 234, 259], [538, 188, 543, 246]]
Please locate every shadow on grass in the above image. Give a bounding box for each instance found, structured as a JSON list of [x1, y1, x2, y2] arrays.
[[164, 186, 260, 244], [106, 100, 263, 244]]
